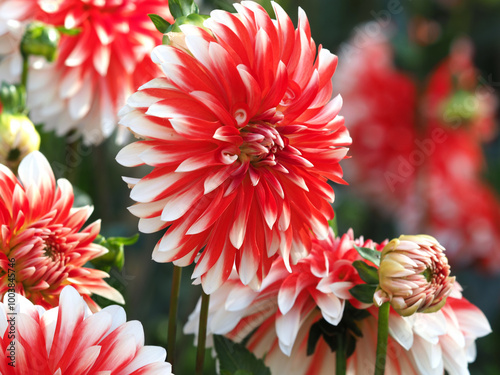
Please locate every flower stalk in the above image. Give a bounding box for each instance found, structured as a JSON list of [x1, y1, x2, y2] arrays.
[[374, 302, 390, 375], [196, 290, 210, 375], [167, 265, 182, 368], [336, 332, 347, 375]]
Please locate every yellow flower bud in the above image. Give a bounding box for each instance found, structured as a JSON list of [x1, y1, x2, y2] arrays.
[[0, 112, 41, 171]]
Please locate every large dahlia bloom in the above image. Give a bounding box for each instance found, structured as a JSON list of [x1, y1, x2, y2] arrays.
[[0, 151, 123, 310], [0, 285, 173, 374], [117, 1, 351, 293], [0, 0, 173, 144], [184, 229, 384, 354], [185, 232, 490, 374]]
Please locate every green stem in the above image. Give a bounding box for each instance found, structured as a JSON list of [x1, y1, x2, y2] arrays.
[[19, 55, 29, 114], [374, 302, 390, 375], [336, 332, 347, 375], [21, 55, 29, 90], [167, 266, 182, 369], [195, 291, 210, 375]]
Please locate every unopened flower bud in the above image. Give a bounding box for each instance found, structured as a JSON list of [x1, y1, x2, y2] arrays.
[[0, 111, 40, 171], [374, 234, 455, 317], [21, 22, 60, 62]]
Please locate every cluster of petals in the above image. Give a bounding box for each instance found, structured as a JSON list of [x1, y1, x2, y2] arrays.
[[374, 234, 455, 316], [246, 287, 490, 375], [0, 285, 172, 374], [184, 229, 383, 355], [335, 27, 500, 271], [118, 1, 351, 294], [0, 151, 123, 311], [185, 230, 490, 374], [0, 0, 173, 144]]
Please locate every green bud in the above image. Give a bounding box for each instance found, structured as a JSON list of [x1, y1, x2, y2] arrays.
[[21, 22, 61, 62], [91, 234, 139, 272]]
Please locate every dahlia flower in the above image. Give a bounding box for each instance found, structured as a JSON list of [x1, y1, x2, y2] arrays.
[[0, 151, 123, 311], [185, 232, 490, 374], [333, 26, 417, 209], [184, 229, 383, 354], [249, 289, 490, 375], [374, 235, 455, 316], [117, 1, 351, 293], [0, 285, 173, 374], [0, 0, 173, 144], [335, 28, 500, 272]]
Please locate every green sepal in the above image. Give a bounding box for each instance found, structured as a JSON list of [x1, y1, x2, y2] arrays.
[[354, 245, 381, 266], [349, 284, 377, 304], [55, 26, 82, 36], [214, 335, 271, 375], [169, 0, 199, 19], [148, 14, 171, 33], [352, 260, 379, 285], [164, 13, 209, 36]]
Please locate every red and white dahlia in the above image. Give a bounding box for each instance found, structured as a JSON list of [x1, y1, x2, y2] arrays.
[[117, 1, 351, 293], [0, 151, 123, 311], [0, 0, 173, 144], [0, 285, 173, 374], [185, 231, 490, 374], [184, 229, 383, 354]]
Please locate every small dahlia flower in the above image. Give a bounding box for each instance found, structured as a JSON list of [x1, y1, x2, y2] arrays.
[[0, 0, 173, 144], [118, 1, 351, 293], [0, 151, 123, 310], [374, 235, 455, 317], [184, 229, 382, 355], [0, 285, 173, 374]]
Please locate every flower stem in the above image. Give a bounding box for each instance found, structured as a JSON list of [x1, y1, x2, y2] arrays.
[[336, 333, 347, 375], [195, 290, 210, 375], [21, 55, 29, 90], [167, 265, 182, 368], [374, 302, 390, 375]]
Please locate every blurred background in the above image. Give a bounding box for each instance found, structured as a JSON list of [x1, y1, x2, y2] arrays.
[[34, 0, 500, 373]]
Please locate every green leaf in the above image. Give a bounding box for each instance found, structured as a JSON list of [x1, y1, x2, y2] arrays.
[[0, 82, 25, 114], [354, 245, 381, 266], [352, 260, 379, 285], [349, 284, 377, 304], [328, 215, 338, 237], [214, 335, 271, 375], [169, 0, 199, 19], [148, 14, 171, 33]]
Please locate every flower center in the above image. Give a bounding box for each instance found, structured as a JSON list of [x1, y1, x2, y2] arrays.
[[239, 123, 285, 167]]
